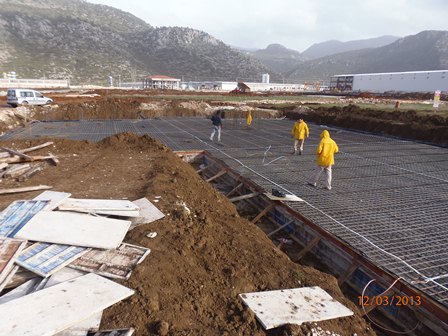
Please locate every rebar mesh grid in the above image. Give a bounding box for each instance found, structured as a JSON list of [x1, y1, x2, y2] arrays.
[[3, 117, 448, 305]]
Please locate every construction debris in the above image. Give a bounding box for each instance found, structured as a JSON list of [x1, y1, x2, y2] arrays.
[[239, 286, 354, 330], [0, 185, 52, 195], [0, 193, 165, 335], [0, 142, 57, 182], [0, 273, 134, 336], [69, 243, 150, 280]]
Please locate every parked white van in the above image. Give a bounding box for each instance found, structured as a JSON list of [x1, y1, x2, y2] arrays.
[[6, 89, 53, 107]]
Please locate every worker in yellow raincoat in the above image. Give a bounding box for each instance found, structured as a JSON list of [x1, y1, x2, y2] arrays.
[[290, 118, 309, 155], [308, 130, 339, 190], [246, 111, 252, 126]]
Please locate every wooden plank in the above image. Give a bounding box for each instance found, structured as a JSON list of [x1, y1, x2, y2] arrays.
[[33, 191, 72, 210], [2, 268, 37, 290], [59, 198, 139, 212], [16, 243, 90, 277], [251, 204, 274, 224], [44, 268, 86, 288], [337, 260, 359, 286], [17, 163, 46, 182], [15, 211, 131, 249], [0, 165, 15, 178], [295, 236, 321, 261], [0, 185, 52, 195], [229, 192, 260, 203], [130, 198, 165, 229], [0, 238, 27, 284], [21, 142, 54, 154], [0, 265, 19, 293], [0, 155, 55, 164], [0, 268, 100, 335], [87, 329, 134, 336], [55, 312, 102, 336], [47, 152, 59, 166], [63, 208, 140, 217], [70, 243, 150, 280], [239, 286, 353, 330], [42, 268, 102, 336], [0, 147, 33, 161], [0, 278, 40, 304], [205, 169, 226, 182], [0, 273, 134, 336], [225, 182, 243, 197], [0, 142, 54, 159], [267, 220, 295, 238], [4, 164, 31, 178], [0, 200, 49, 238], [0, 162, 8, 170], [196, 164, 211, 174]]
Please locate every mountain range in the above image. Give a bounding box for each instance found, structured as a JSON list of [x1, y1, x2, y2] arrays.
[[0, 0, 447, 85]]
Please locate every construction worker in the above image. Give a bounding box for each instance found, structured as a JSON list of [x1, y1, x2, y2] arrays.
[[210, 110, 223, 142], [308, 130, 339, 190], [290, 118, 309, 155]]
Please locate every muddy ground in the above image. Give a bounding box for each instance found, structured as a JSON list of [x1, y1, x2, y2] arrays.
[[0, 135, 375, 336]]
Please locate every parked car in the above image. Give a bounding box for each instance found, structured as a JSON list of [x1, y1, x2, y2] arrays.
[[6, 89, 53, 107]]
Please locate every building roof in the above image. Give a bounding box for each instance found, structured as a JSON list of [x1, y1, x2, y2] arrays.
[[332, 70, 448, 77], [144, 75, 180, 81]]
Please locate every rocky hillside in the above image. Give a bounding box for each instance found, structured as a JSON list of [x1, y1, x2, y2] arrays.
[[301, 35, 399, 59], [0, 0, 276, 84], [250, 44, 307, 75], [287, 30, 448, 81]]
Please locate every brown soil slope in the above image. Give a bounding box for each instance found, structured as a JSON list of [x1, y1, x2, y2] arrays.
[[285, 105, 448, 146], [0, 134, 375, 336]]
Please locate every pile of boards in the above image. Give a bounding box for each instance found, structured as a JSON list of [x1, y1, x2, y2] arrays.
[[0, 190, 165, 336], [0, 142, 58, 183]]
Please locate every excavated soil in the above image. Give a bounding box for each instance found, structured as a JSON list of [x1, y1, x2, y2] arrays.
[[286, 105, 448, 146], [0, 134, 375, 336]]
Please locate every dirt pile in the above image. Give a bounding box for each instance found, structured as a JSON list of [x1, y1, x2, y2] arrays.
[[0, 134, 375, 336], [286, 105, 448, 146]]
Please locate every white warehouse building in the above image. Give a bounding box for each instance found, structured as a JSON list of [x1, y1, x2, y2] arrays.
[[330, 70, 448, 93]]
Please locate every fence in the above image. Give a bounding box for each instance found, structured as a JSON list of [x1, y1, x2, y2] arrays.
[[0, 79, 69, 89]]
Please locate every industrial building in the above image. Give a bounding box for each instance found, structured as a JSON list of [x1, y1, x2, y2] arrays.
[[330, 70, 448, 93], [142, 75, 181, 89]]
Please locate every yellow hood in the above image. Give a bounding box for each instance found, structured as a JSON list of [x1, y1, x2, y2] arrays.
[[320, 130, 330, 138]]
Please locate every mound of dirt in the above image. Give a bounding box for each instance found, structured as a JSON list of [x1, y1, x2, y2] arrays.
[[0, 134, 375, 336], [286, 105, 448, 146]]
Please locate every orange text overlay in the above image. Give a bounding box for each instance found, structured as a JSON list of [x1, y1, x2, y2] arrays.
[[358, 295, 421, 307]]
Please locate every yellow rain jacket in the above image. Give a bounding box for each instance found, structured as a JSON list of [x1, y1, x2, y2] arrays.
[[291, 120, 309, 140], [316, 130, 339, 166]]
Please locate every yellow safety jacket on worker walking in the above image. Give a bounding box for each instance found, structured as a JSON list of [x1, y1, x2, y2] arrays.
[[291, 120, 309, 140], [316, 130, 339, 166]]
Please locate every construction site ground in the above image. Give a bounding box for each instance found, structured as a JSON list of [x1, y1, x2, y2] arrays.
[[0, 89, 447, 335]]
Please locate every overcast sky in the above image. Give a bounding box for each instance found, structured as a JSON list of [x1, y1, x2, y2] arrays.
[[87, 0, 447, 52]]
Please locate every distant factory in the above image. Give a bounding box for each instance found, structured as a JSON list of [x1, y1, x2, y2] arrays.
[[330, 70, 448, 93]]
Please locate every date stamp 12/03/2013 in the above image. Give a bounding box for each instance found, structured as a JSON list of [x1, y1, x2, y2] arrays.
[[358, 295, 421, 307]]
